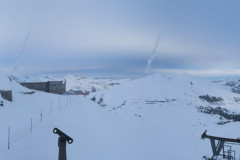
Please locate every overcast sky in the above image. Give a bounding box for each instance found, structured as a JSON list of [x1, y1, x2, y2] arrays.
[[1, 0, 240, 78]]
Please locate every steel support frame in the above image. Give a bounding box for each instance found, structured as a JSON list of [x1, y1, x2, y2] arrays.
[[210, 139, 225, 160]]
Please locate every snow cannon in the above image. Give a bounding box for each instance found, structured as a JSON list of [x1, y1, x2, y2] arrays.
[[53, 128, 73, 160], [201, 130, 240, 160]]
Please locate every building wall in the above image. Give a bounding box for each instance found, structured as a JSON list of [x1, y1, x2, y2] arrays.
[[20, 81, 66, 94], [21, 82, 49, 92], [0, 90, 12, 102], [49, 81, 66, 94]]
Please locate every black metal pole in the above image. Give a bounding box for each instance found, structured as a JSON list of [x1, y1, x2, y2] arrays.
[[58, 136, 67, 160]]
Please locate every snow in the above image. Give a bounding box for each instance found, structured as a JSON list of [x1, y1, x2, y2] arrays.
[[0, 70, 12, 90], [90, 73, 240, 113], [1, 73, 240, 160]]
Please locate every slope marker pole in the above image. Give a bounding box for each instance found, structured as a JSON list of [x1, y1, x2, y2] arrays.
[[8, 126, 10, 150], [30, 118, 32, 133]]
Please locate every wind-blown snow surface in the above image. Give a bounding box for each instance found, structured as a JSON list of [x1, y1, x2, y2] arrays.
[[2, 73, 240, 160]]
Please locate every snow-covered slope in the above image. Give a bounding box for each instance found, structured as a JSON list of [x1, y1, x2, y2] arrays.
[[2, 73, 240, 160], [90, 73, 240, 114], [0, 70, 12, 90], [215, 79, 240, 94], [64, 75, 128, 94]]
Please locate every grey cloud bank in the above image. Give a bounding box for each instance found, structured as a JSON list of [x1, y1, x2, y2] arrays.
[[1, 0, 240, 78]]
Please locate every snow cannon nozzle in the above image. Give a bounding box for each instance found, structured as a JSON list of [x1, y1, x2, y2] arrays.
[[53, 128, 73, 160], [201, 130, 207, 139], [53, 128, 73, 144]]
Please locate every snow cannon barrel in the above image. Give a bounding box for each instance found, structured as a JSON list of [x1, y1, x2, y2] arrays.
[[201, 130, 207, 139], [201, 130, 240, 143], [53, 128, 73, 160]]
